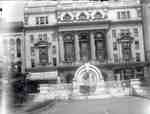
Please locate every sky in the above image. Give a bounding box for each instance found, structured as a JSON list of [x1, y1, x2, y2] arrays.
[[0, 1, 25, 22]]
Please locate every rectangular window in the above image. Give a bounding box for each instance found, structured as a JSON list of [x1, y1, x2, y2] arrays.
[[39, 34, 42, 40], [137, 8, 142, 17], [117, 12, 121, 19], [117, 11, 131, 19], [43, 33, 47, 41], [113, 42, 117, 50], [112, 29, 117, 38], [31, 47, 35, 56], [36, 16, 48, 25], [52, 32, 57, 41], [46, 16, 48, 24], [135, 41, 140, 49], [121, 11, 126, 18], [53, 57, 57, 66], [114, 54, 118, 62], [31, 59, 35, 68], [133, 28, 138, 37], [127, 11, 130, 18], [24, 16, 28, 25], [30, 35, 34, 43], [40, 17, 45, 24], [136, 53, 140, 62], [36, 17, 39, 24]]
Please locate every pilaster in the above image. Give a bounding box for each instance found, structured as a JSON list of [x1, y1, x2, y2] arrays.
[[75, 32, 80, 62], [58, 32, 64, 63], [90, 31, 96, 60]]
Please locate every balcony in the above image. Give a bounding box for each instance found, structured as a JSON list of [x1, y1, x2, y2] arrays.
[[57, 58, 146, 70]]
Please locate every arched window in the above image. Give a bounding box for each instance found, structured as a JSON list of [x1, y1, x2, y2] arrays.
[[94, 12, 103, 19], [9, 39, 15, 46], [79, 33, 90, 61], [78, 12, 87, 20], [94, 32, 105, 61], [64, 34, 75, 62], [16, 38, 21, 57], [63, 13, 72, 21]]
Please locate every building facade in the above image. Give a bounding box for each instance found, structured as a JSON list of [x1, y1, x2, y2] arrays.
[[142, 0, 150, 82], [23, 0, 146, 94], [1, 22, 24, 72]]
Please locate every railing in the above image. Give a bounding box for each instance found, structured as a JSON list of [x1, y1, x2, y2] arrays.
[[30, 79, 146, 101], [39, 80, 130, 93], [59, 58, 144, 67]]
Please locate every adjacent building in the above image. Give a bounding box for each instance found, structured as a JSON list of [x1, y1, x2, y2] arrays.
[[142, 0, 150, 81], [1, 22, 24, 72]]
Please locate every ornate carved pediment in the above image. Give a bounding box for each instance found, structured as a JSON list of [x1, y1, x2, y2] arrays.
[[58, 9, 108, 24], [118, 34, 134, 43], [63, 13, 72, 21], [78, 12, 87, 20], [94, 12, 103, 19], [34, 40, 51, 47]]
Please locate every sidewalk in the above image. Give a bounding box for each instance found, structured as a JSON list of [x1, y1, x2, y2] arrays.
[[11, 99, 56, 114]]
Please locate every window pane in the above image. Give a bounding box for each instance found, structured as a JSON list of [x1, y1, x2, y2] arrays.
[[133, 28, 138, 37], [135, 41, 139, 49], [30, 35, 34, 43], [136, 53, 140, 62], [40, 17, 45, 24], [117, 12, 120, 19], [46, 16, 48, 24], [64, 43, 74, 61], [43, 33, 47, 41], [112, 29, 116, 38], [39, 47, 49, 65], [113, 42, 117, 50], [36, 17, 39, 24], [16, 39, 21, 57]]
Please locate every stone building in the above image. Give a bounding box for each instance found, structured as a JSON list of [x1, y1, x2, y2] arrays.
[[24, 0, 146, 92], [142, 0, 150, 82], [1, 22, 24, 72]]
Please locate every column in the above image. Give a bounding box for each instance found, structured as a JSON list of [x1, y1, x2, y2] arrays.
[[106, 30, 113, 63], [90, 31, 96, 60], [75, 32, 80, 62], [58, 33, 64, 63], [35, 48, 39, 65]]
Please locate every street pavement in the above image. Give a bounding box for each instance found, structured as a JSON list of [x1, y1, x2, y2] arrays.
[[12, 96, 150, 114]]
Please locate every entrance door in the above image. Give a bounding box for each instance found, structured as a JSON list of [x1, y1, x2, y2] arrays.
[[39, 47, 49, 65]]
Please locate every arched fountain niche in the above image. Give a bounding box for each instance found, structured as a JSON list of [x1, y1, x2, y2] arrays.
[[73, 63, 105, 96]]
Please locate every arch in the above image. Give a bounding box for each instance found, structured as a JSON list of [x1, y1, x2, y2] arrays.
[[74, 63, 104, 83], [63, 33, 74, 42], [94, 32, 104, 39], [9, 38, 15, 46]]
